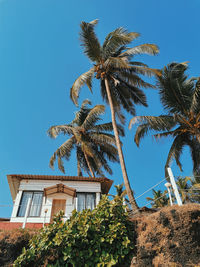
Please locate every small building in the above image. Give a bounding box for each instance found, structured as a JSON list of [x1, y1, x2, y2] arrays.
[[0, 174, 113, 230]]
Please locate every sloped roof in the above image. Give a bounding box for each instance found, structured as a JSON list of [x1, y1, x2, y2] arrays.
[[7, 174, 113, 200]]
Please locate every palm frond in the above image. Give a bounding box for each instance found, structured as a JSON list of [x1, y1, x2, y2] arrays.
[[102, 28, 140, 59], [81, 99, 92, 108], [115, 108, 126, 125], [91, 122, 113, 132], [157, 62, 192, 114], [133, 123, 150, 147], [57, 137, 75, 158], [191, 77, 200, 113], [112, 80, 137, 116], [49, 137, 75, 173], [82, 104, 105, 129], [57, 156, 65, 173], [47, 125, 73, 138], [49, 152, 56, 170], [115, 70, 155, 89], [89, 154, 105, 176], [99, 142, 119, 157], [188, 138, 200, 175], [94, 150, 113, 175], [105, 57, 131, 69], [92, 122, 125, 136], [129, 61, 148, 67], [81, 142, 95, 158], [76, 146, 90, 176], [49, 152, 65, 173], [119, 44, 159, 58], [129, 115, 176, 131], [89, 132, 116, 145], [153, 130, 177, 140], [130, 65, 160, 77], [82, 144, 106, 176], [88, 19, 99, 26], [70, 67, 95, 105], [80, 20, 101, 62], [165, 135, 187, 172], [173, 114, 194, 129], [72, 100, 92, 126], [115, 77, 148, 107], [130, 115, 176, 147]]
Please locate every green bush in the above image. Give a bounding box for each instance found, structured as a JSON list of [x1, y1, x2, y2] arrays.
[[14, 195, 135, 267]]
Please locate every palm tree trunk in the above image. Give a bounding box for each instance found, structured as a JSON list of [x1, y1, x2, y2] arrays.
[[77, 161, 82, 176], [84, 152, 95, 177], [104, 78, 139, 211]]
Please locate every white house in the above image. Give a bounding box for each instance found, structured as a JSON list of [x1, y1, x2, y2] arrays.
[[5, 174, 113, 228]]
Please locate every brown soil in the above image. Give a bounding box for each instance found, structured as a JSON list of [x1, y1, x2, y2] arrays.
[[131, 204, 200, 267], [0, 228, 37, 267]]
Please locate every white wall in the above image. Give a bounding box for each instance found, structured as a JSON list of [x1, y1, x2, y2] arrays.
[[11, 179, 101, 223], [19, 179, 101, 192], [44, 193, 74, 223]]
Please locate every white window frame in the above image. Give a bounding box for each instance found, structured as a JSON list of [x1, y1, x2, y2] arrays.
[[77, 192, 96, 212], [17, 191, 43, 217]]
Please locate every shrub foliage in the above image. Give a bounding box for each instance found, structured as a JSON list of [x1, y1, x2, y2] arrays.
[[14, 196, 135, 267]]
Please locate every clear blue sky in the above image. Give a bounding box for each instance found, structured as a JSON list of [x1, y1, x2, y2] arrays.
[[0, 0, 199, 217]]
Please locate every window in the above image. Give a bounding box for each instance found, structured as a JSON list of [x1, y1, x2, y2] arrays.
[[77, 193, 96, 212], [17, 191, 43, 217]]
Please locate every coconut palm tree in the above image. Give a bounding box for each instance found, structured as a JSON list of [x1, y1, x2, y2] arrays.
[[108, 183, 127, 198], [108, 183, 130, 206], [189, 175, 200, 203], [146, 189, 169, 208], [70, 19, 159, 211], [176, 176, 192, 203], [130, 62, 200, 177], [48, 100, 124, 177]]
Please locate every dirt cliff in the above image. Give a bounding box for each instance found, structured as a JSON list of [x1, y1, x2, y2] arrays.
[[0, 228, 36, 266], [131, 204, 200, 266]]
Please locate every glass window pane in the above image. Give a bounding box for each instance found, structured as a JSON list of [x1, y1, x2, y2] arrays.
[[77, 193, 85, 212], [29, 192, 43, 217], [86, 194, 95, 210], [17, 192, 32, 217]]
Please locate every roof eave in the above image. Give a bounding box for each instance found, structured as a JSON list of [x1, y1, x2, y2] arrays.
[[7, 175, 20, 202]]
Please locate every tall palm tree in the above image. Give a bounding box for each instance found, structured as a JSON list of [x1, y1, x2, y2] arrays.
[[146, 189, 169, 208], [48, 100, 123, 177], [130, 62, 200, 177], [70, 19, 159, 211]]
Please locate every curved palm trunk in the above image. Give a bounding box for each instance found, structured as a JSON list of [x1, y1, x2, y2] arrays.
[[77, 161, 82, 176], [84, 152, 95, 177], [104, 78, 139, 211]]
